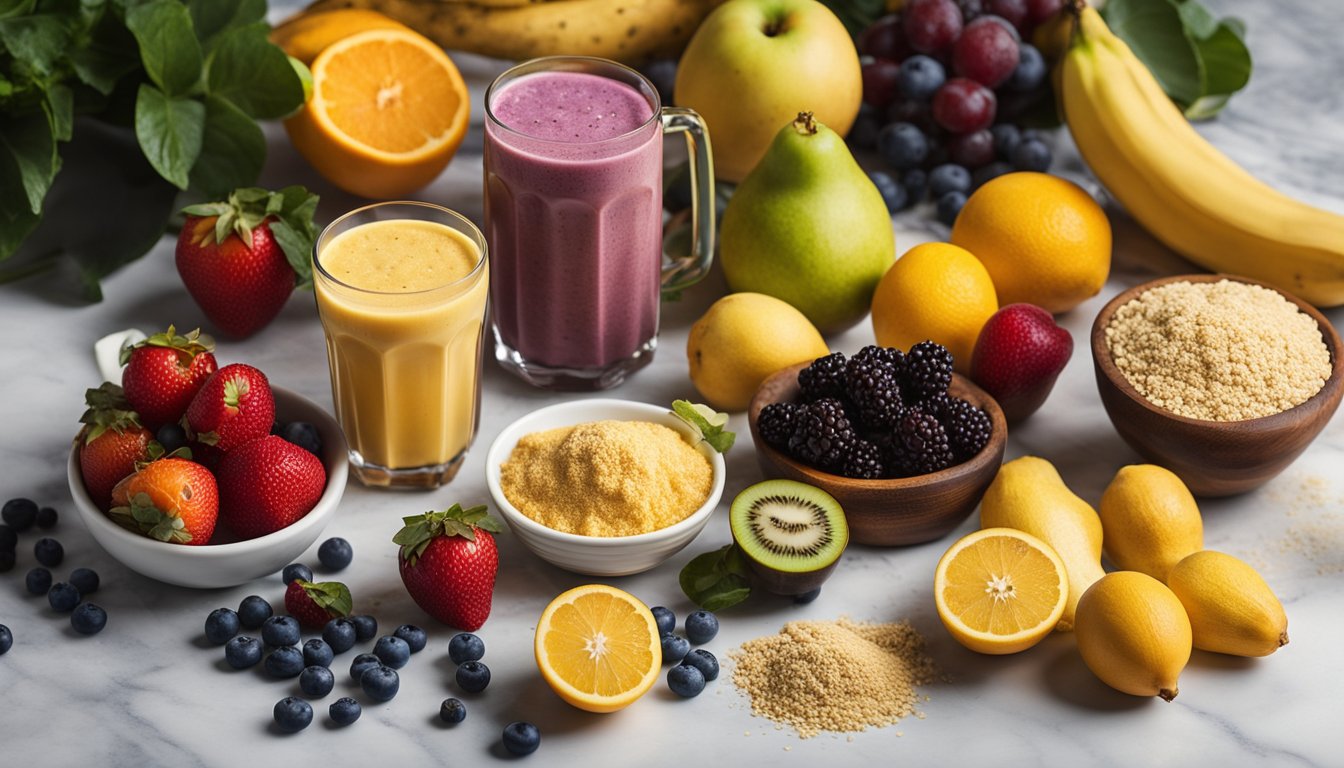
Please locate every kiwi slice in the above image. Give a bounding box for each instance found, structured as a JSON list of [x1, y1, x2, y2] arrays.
[[730, 479, 849, 596]]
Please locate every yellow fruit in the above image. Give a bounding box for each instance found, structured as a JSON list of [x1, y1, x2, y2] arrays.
[[270, 9, 410, 65], [534, 584, 662, 713], [980, 456, 1105, 631], [1167, 551, 1289, 657], [871, 242, 998, 374], [934, 527, 1069, 655], [950, 172, 1111, 314], [283, 28, 470, 199], [687, 293, 830, 412], [1098, 465, 1202, 582], [1075, 571, 1191, 701]]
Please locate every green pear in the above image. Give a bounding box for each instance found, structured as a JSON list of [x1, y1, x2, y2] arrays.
[[719, 112, 895, 334]]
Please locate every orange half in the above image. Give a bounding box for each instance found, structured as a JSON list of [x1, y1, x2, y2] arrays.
[[535, 584, 662, 713]]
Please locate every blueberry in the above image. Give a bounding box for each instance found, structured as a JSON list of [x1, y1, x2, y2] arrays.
[[902, 168, 929, 203], [329, 697, 361, 726], [71, 603, 107, 635], [25, 567, 51, 596], [650, 607, 676, 637], [48, 582, 80, 612], [897, 54, 946, 101], [33, 538, 62, 568], [205, 608, 241, 645], [35, 507, 57, 530], [281, 563, 312, 585], [683, 649, 719, 681], [373, 635, 410, 669], [937, 191, 969, 226], [265, 646, 306, 678], [793, 588, 822, 604], [868, 170, 910, 213], [225, 636, 263, 669], [990, 123, 1022, 160], [847, 104, 882, 150], [361, 664, 400, 702], [317, 537, 352, 571], [0, 624, 10, 654], [323, 618, 357, 654], [300, 665, 336, 698], [448, 632, 485, 664], [0, 524, 16, 551], [237, 595, 273, 630], [68, 568, 99, 596], [1010, 137, 1052, 172], [273, 696, 313, 733], [348, 614, 377, 642], [2, 498, 38, 531], [393, 624, 427, 654], [684, 611, 719, 645], [502, 722, 541, 756], [1006, 43, 1046, 92], [279, 422, 322, 456], [432, 697, 466, 725], [455, 660, 491, 693], [667, 663, 707, 698], [155, 423, 188, 454], [261, 615, 301, 647], [928, 163, 973, 199], [877, 122, 929, 171], [303, 638, 334, 668], [0, 551, 13, 573], [972, 160, 1014, 189], [660, 633, 690, 664], [350, 653, 381, 682]]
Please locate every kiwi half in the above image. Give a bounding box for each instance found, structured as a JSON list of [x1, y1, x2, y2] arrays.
[[729, 479, 849, 596]]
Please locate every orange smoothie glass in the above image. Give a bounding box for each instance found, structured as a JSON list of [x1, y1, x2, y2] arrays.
[[313, 202, 489, 489]]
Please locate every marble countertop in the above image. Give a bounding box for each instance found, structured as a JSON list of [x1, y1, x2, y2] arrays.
[[2, 1, 1341, 765]]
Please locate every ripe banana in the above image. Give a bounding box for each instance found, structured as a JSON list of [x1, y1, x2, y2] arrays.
[[1061, 7, 1344, 307]]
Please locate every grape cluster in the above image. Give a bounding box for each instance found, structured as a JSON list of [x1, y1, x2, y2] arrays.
[[853, 0, 1062, 224]]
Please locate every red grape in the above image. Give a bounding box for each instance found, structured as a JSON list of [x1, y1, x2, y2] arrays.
[[986, 0, 1029, 34], [948, 129, 996, 168], [862, 59, 903, 108], [952, 16, 1020, 88], [904, 0, 964, 55], [1026, 0, 1064, 24], [932, 78, 997, 134], [859, 14, 913, 62]]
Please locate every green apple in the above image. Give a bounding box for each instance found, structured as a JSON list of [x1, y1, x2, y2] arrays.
[[674, 0, 862, 183]]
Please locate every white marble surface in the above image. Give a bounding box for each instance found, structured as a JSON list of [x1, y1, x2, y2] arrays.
[[2, 1, 1342, 764]]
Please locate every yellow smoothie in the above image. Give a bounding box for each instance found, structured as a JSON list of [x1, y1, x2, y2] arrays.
[[314, 218, 488, 480]]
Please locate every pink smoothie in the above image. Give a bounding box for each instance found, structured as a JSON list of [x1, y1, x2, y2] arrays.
[[485, 70, 663, 375]]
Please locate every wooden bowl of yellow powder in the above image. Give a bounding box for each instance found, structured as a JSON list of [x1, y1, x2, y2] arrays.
[[485, 399, 726, 576]]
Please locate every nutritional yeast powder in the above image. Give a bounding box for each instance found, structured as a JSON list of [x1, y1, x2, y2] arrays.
[[1105, 280, 1330, 421]]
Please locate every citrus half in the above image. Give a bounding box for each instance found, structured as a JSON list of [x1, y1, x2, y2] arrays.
[[535, 584, 662, 713]]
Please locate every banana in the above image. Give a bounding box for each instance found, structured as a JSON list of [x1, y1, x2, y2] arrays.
[[1061, 7, 1344, 307]]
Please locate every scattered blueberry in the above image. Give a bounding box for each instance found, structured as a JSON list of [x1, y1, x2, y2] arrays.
[[25, 567, 52, 596], [1010, 137, 1052, 172], [869, 170, 910, 213], [1006, 43, 1046, 92], [33, 538, 63, 568], [48, 582, 80, 612], [2, 498, 38, 531], [68, 568, 99, 595], [0, 551, 13, 573], [903, 168, 929, 203], [0, 524, 16, 551], [265, 646, 306, 678], [684, 611, 719, 645], [71, 603, 107, 635], [361, 664, 400, 702], [972, 160, 1013, 189], [0, 624, 10, 654], [281, 563, 312, 585], [303, 638, 334, 668], [502, 722, 541, 756], [273, 696, 313, 733], [847, 103, 882, 150], [317, 537, 352, 571], [793, 588, 822, 604], [448, 632, 485, 664], [329, 697, 361, 726], [393, 624, 427, 654], [990, 124, 1022, 160], [280, 422, 323, 456], [877, 122, 929, 171], [683, 649, 719, 681], [439, 697, 467, 724], [650, 607, 675, 637], [300, 665, 336, 698], [261, 615, 301, 647], [348, 614, 377, 642], [350, 653, 381, 682], [898, 54, 946, 101], [667, 663, 707, 698], [660, 633, 690, 664], [205, 608, 241, 645], [323, 618, 357, 654], [155, 423, 189, 454], [35, 507, 57, 530], [937, 190, 969, 226], [225, 636, 263, 669], [455, 660, 491, 693], [373, 635, 410, 669], [928, 163, 973, 199], [238, 595, 273, 630]]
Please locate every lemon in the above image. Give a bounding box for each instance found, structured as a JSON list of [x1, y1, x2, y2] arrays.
[[534, 584, 662, 713], [1167, 551, 1288, 657], [1075, 571, 1192, 701], [870, 242, 997, 373], [687, 293, 829, 412], [1098, 465, 1203, 582], [951, 172, 1111, 314]]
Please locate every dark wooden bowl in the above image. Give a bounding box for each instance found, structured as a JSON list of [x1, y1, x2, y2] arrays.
[[1091, 274, 1344, 497], [747, 363, 1007, 547]]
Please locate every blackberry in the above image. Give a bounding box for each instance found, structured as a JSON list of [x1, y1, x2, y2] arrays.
[[887, 406, 955, 477], [936, 396, 993, 461], [757, 402, 800, 450], [903, 341, 955, 402], [797, 353, 848, 402], [850, 345, 905, 371], [787, 398, 856, 470], [845, 360, 904, 430], [842, 439, 885, 480]]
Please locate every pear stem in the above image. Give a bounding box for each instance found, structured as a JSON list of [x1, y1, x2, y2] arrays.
[[791, 112, 818, 136]]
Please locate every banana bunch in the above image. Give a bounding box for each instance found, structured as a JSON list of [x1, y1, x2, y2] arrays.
[[288, 0, 723, 64], [1061, 7, 1344, 307]]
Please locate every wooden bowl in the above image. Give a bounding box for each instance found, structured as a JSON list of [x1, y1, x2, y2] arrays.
[[1091, 274, 1344, 497], [748, 363, 1007, 546]]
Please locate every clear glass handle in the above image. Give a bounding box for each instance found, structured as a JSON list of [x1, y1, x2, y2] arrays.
[[660, 106, 715, 297]]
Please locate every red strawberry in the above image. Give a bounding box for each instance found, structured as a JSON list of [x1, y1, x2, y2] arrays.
[[216, 435, 326, 540], [395, 504, 504, 631], [285, 579, 353, 630], [78, 383, 158, 511], [176, 186, 320, 339], [186, 363, 275, 453], [970, 303, 1074, 423], [108, 458, 218, 545], [120, 327, 217, 431]]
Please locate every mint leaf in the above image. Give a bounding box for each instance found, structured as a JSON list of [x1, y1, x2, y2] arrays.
[[679, 544, 753, 611], [134, 83, 204, 189], [671, 400, 735, 453], [1103, 0, 1203, 107], [125, 0, 204, 98], [205, 22, 304, 119], [46, 83, 72, 142], [187, 94, 264, 197], [0, 14, 70, 76], [188, 0, 265, 50], [0, 108, 57, 216]]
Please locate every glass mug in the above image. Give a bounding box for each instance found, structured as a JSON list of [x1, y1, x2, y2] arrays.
[[312, 202, 489, 489], [484, 56, 715, 390]]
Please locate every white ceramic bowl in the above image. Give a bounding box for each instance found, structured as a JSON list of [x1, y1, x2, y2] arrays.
[[68, 386, 348, 588], [486, 399, 726, 577]]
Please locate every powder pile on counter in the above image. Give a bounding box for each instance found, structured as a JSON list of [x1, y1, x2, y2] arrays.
[[1104, 279, 1331, 421], [730, 618, 937, 738]]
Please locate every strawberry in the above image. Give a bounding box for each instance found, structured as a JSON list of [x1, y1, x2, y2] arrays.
[[185, 363, 275, 453], [970, 303, 1074, 423], [285, 579, 353, 630], [216, 435, 326, 540], [77, 383, 158, 511], [108, 458, 218, 545], [394, 504, 504, 631], [176, 186, 320, 339], [120, 326, 217, 431]]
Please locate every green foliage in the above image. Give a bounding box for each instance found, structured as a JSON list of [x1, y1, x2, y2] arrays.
[[817, 0, 887, 38], [679, 544, 753, 611]]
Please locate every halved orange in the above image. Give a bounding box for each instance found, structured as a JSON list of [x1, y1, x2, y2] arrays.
[[934, 527, 1068, 655], [535, 584, 662, 713], [283, 28, 469, 199]]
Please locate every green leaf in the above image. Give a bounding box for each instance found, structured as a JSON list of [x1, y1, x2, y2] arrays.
[[0, 0, 37, 20], [679, 544, 753, 611], [300, 580, 353, 617], [134, 83, 204, 189], [1175, 0, 1217, 38], [125, 0, 204, 98], [187, 94, 264, 196], [1182, 93, 1232, 122], [0, 110, 57, 215], [1191, 20, 1251, 98], [671, 400, 735, 453], [205, 22, 304, 119], [46, 83, 73, 141], [1103, 0, 1203, 106], [0, 14, 70, 76], [816, 0, 886, 38], [187, 0, 265, 49]]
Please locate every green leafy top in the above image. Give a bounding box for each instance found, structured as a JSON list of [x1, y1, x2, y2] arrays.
[[109, 490, 192, 543], [119, 324, 214, 366], [679, 543, 753, 612], [182, 185, 321, 289], [79, 381, 142, 443], [393, 503, 504, 565], [671, 400, 735, 454], [295, 579, 353, 617]]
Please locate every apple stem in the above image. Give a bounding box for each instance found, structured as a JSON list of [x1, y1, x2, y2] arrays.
[[792, 112, 818, 136]]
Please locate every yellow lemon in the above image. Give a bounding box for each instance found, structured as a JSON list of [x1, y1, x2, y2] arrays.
[[534, 584, 662, 713], [871, 242, 997, 374], [1075, 571, 1192, 701], [1167, 550, 1288, 657], [1098, 464, 1203, 582]]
